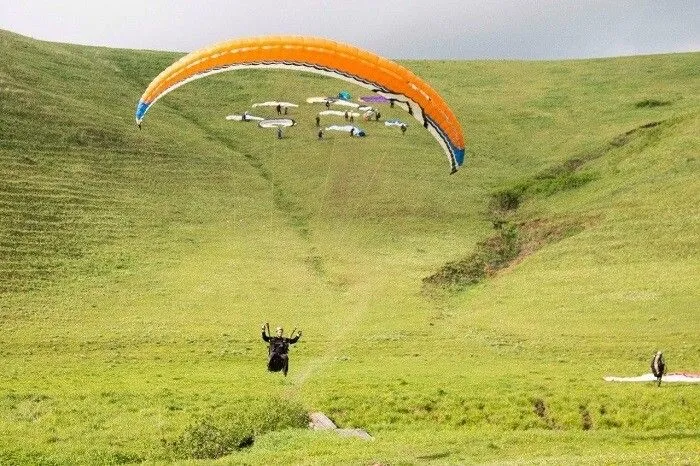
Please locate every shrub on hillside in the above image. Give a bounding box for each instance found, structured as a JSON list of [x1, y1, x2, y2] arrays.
[[163, 397, 307, 460]]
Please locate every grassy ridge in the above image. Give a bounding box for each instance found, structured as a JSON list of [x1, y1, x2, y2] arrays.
[[0, 29, 698, 463]]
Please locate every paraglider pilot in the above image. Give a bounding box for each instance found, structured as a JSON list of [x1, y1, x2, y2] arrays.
[[276, 103, 282, 115], [262, 323, 301, 376]]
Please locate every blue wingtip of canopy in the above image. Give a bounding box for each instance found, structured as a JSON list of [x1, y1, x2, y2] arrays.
[[449, 147, 465, 174], [135, 100, 150, 123], [454, 148, 465, 167]]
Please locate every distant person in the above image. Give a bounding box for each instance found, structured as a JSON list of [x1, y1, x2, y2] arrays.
[[276, 103, 282, 115], [318, 129, 324, 139], [261, 323, 301, 376], [242, 111, 249, 122], [325, 100, 330, 109], [375, 111, 381, 121], [349, 114, 354, 122], [284, 106, 288, 115], [277, 127, 283, 139], [400, 123, 407, 135], [390, 100, 395, 108], [651, 351, 666, 386], [350, 127, 355, 137], [344, 111, 349, 121]]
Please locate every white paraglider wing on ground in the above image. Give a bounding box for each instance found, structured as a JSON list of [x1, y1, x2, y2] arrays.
[[306, 96, 332, 104], [385, 119, 407, 127], [226, 114, 265, 121], [604, 373, 700, 383], [319, 110, 360, 117], [252, 101, 299, 108], [324, 125, 357, 132], [331, 100, 360, 108], [258, 118, 296, 128]]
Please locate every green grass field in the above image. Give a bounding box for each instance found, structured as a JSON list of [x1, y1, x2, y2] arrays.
[[0, 29, 698, 464]]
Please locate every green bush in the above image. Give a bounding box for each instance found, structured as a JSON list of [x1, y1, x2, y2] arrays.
[[163, 397, 308, 460]]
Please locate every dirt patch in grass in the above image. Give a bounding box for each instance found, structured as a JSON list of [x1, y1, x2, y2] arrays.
[[423, 224, 519, 290], [634, 99, 671, 109], [532, 398, 560, 430], [423, 216, 592, 292], [580, 404, 593, 430]]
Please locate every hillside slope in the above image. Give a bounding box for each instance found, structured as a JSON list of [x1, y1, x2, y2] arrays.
[[0, 29, 698, 464]]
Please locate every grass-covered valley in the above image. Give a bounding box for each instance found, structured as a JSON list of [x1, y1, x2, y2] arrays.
[[0, 29, 698, 464]]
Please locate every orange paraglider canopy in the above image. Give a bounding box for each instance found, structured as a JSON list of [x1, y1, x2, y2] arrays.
[[136, 36, 466, 172]]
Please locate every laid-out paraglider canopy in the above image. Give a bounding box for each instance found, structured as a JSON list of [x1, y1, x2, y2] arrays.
[[359, 95, 390, 104], [258, 119, 296, 128], [225, 113, 264, 121], [325, 125, 366, 137], [385, 119, 407, 127], [306, 96, 334, 104], [135, 35, 466, 172], [252, 101, 299, 108], [319, 110, 360, 118]]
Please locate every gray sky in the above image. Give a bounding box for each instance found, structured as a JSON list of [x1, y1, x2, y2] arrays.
[[1, 1, 698, 59]]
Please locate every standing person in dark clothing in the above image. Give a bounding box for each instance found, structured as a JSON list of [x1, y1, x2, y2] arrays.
[[651, 351, 666, 386], [276, 103, 282, 115], [261, 323, 302, 376], [315, 115, 321, 127]]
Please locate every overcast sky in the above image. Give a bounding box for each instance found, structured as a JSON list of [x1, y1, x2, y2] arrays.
[[1, 1, 698, 59]]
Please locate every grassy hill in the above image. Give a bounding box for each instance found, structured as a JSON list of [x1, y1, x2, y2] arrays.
[[0, 28, 698, 464]]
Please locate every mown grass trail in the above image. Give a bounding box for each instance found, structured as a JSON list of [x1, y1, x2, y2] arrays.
[[0, 29, 698, 463]]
